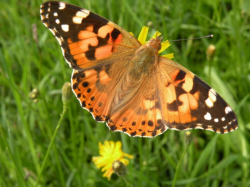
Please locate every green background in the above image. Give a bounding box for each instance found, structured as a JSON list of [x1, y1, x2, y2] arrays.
[[0, 0, 249, 186]]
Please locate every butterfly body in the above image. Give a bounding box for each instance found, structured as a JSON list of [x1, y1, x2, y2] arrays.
[[41, 1, 238, 137]]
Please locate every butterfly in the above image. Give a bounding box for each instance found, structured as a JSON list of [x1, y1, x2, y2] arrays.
[[40, 1, 238, 137]]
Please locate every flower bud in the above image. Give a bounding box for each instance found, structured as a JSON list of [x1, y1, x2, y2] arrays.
[[112, 160, 127, 177], [29, 88, 39, 103], [62, 82, 72, 106], [206, 44, 216, 61], [147, 21, 153, 27]]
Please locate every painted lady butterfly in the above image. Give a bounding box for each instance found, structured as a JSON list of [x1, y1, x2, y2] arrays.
[[40, 1, 238, 137]]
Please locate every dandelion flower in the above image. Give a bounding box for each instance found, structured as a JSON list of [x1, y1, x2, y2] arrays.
[[92, 141, 133, 180]]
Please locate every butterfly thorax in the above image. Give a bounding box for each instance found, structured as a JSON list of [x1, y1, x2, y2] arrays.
[[130, 38, 162, 75]]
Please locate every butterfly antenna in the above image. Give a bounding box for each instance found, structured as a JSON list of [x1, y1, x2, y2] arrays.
[[169, 35, 213, 42], [156, 3, 159, 37]]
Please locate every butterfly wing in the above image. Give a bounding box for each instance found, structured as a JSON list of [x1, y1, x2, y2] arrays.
[[40, 1, 140, 70], [41, 1, 141, 121], [157, 57, 238, 134], [107, 57, 238, 137]]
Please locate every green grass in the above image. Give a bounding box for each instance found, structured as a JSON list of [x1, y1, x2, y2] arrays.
[[0, 0, 249, 186]]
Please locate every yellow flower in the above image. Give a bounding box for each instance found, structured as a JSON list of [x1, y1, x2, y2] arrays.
[[137, 26, 174, 59], [92, 141, 133, 180]]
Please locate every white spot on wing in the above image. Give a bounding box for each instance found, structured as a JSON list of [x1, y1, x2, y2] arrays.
[[210, 88, 217, 95], [43, 22, 49, 27], [40, 8, 44, 14], [41, 15, 45, 20], [214, 118, 219, 122], [170, 128, 180, 131], [221, 117, 225, 121], [61, 24, 69, 32], [76, 10, 90, 18], [204, 112, 212, 120], [209, 89, 217, 102], [59, 2, 66, 10], [195, 127, 204, 130], [206, 129, 215, 132], [205, 98, 213, 108], [225, 106, 232, 114], [53, 12, 58, 17], [73, 17, 83, 24], [205, 89, 217, 108], [195, 123, 204, 130], [55, 19, 60, 24]]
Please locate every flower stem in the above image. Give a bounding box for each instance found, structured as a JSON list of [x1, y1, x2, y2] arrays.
[[35, 101, 68, 186]]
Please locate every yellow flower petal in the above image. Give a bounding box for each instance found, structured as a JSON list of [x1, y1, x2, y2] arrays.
[[123, 153, 134, 159], [138, 26, 149, 44], [159, 40, 171, 54], [103, 168, 113, 181], [151, 31, 162, 39], [161, 53, 174, 59]]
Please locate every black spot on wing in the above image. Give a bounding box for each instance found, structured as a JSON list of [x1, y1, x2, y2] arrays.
[[148, 120, 153, 126], [111, 28, 121, 41], [175, 70, 186, 81], [167, 100, 179, 111], [82, 82, 89, 87], [130, 131, 137, 136], [85, 45, 96, 61], [110, 125, 117, 131]]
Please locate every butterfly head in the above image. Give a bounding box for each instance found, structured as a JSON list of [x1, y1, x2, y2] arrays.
[[147, 35, 164, 52]]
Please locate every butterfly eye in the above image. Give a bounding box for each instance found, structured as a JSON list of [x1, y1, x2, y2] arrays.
[[147, 38, 161, 51]]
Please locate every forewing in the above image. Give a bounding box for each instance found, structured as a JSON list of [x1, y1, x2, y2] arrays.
[[40, 1, 141, 70]]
